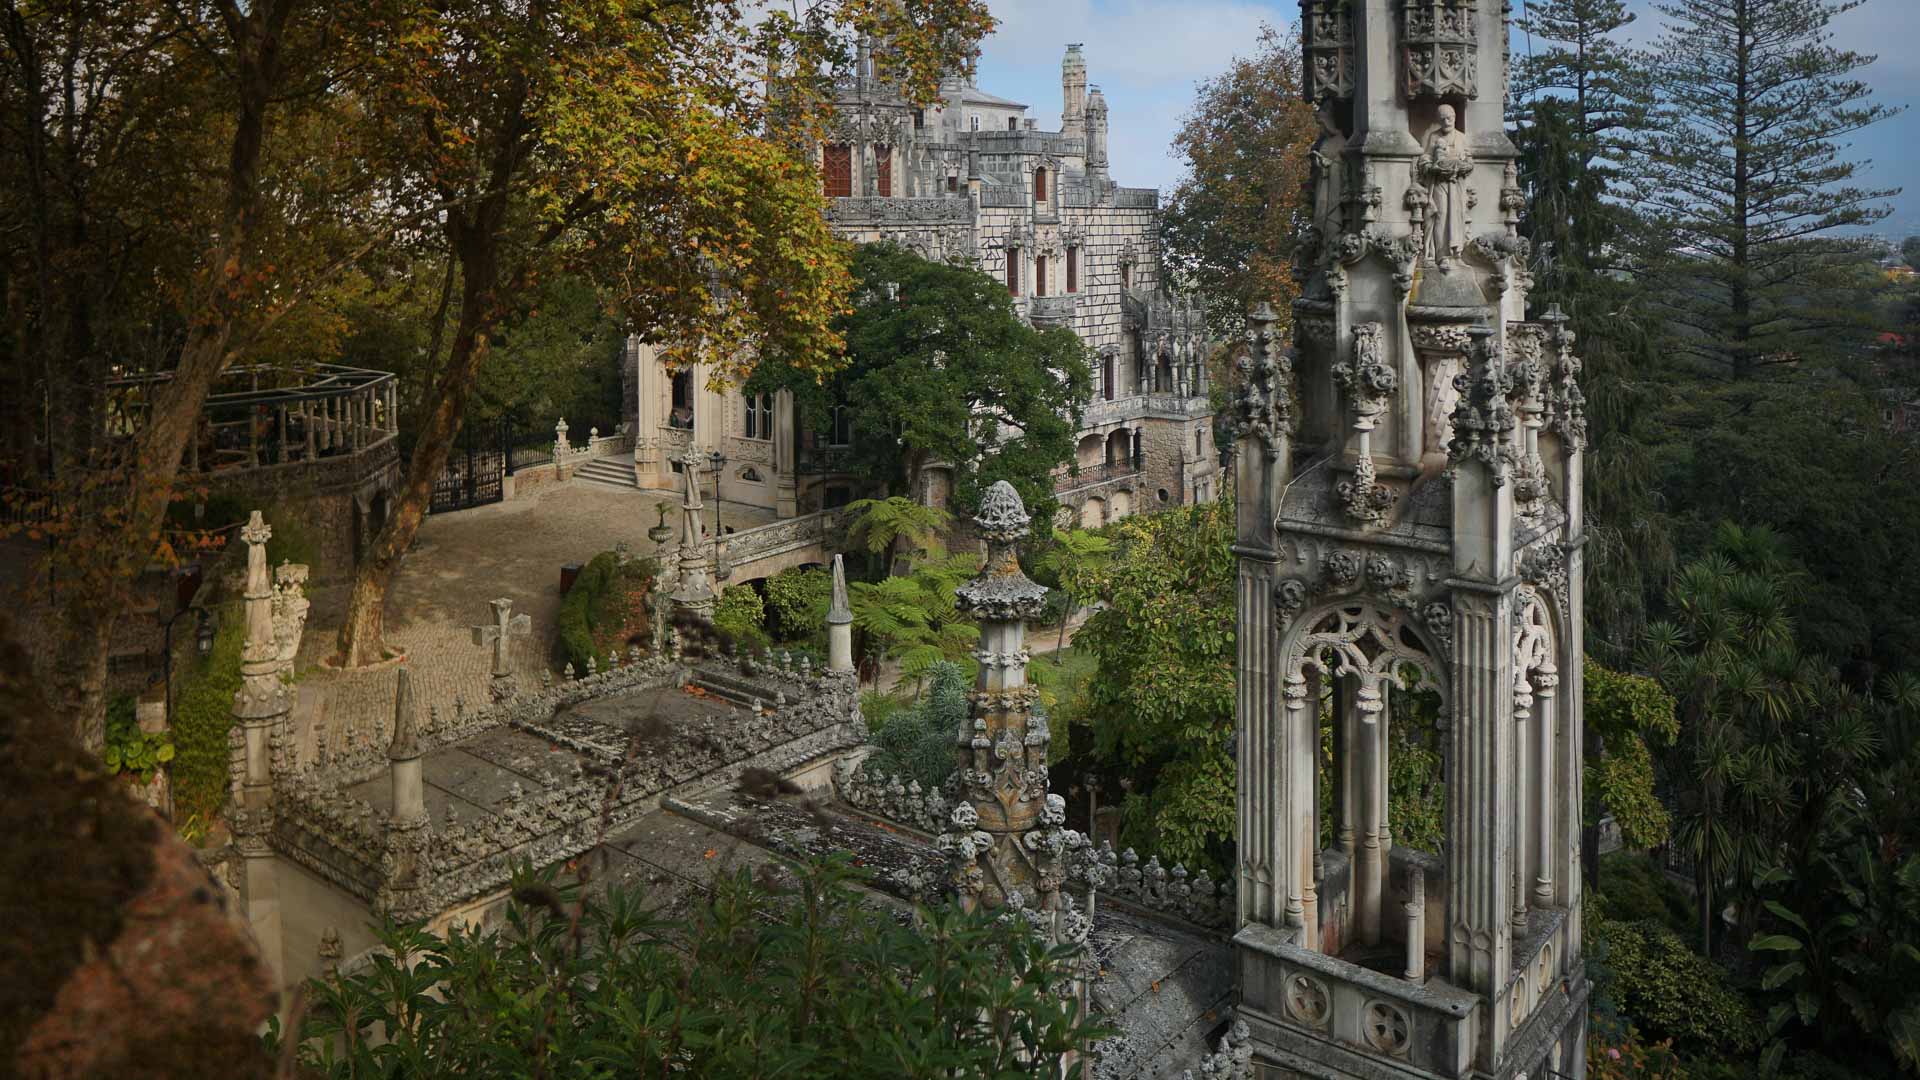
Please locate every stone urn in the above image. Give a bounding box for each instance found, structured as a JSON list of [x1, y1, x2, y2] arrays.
[[647, 502, 673, 544]]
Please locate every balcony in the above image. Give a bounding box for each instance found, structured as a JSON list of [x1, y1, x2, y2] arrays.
[[1028, 294, 1076, 328], [1055, 456, 1141, 495], [824, 196, 974, 228], [106, 362, 397, 478]]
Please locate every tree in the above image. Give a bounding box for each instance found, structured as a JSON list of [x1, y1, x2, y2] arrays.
[[1512, 2, 1671, 661], [751, 242, 1092, 522], [271, 857, 1105, 1077], [332, 3, 995, 666], [1634, 0, 1902, 379], [1032, 528, 1111, 651], [1160, 23, 1316, 337], [1072, 497, 1237, 870], [0, 0, 359, 750], [1902, 236, 1920, 271], [1583, 659, 1679, 888], [845, 495, 953, 578], [846, 549, 980, 686]]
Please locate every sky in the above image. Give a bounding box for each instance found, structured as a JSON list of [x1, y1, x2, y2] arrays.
[[971, 0, 1920, 241]]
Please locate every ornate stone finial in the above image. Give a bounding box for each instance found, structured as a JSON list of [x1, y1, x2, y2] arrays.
[[956, 484, 1047, 624], [1447, 324, 1517, 481], [241, 509, 272, 548], [1233, 302, 1294, 453], [826, 554, 852, 624], [387, 668, 421, 761], [973, 480, 1031, 543]]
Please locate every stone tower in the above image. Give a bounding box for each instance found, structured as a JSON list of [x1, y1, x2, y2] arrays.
[[1227, 1, 1588, 1077]]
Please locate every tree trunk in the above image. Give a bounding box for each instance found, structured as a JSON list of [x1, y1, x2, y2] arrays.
[[335, 215, 507, 667], [38, 0, 296, 753]]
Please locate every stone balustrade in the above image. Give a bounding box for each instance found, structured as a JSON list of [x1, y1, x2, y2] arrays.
[[832, 758, 1234, 930]]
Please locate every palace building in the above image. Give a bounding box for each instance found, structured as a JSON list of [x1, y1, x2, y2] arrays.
[[619, 44, 1221, 528]]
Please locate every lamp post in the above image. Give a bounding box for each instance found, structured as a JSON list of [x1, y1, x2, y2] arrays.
[[163, 604, 217, 724], [708, 448, 728, 571]]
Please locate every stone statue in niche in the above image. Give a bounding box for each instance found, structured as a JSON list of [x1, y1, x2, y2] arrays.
[[1309, 101, 1346, 240], [1417, 104, 1474, 268]]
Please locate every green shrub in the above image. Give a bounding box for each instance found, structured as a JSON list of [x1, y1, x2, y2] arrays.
[[1596, 852, 1695, 936], [862, 662, 968, 790], [1599, 917, 1762, 1056], [557, 552, 659, 672], [104, 692, 175, 782], [762, 565, 831, 642], [713, 582, 769, 650], [170, 601, 246, 826], [268, 857, 1106, 1076]]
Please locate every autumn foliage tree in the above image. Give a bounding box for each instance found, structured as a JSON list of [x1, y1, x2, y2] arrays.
[[1160, 23, 1316, 336]]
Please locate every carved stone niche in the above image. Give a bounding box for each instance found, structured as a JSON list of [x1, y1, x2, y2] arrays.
[[1400, 0, 1478, 101], [1409, 321, 1472, 459], [1303, 0, 1355, 104]]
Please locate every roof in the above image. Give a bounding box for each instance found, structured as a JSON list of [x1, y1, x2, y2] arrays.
[[958, 85, 1028, 109]]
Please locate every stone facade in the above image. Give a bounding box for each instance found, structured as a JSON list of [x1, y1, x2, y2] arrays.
[[1226, 1, 1589, 1077], [623, 45, 1220, 525]]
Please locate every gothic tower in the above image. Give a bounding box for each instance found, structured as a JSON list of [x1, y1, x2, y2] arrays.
[[1228, 1, 1588, 1077]]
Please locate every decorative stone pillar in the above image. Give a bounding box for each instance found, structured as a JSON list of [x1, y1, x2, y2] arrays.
[[1405, 865, 1427, 982], [1085, 87, 1110, 190], [825, 554, 854, 674], [669, 446, 716, 619], [231, 510, 290, 982], [937, 482, 1064, 913], [377, 667, 431, 917]]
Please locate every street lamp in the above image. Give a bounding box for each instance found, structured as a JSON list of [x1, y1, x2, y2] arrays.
[[708, 448, 728, 566], [163, 604, 217, 724]]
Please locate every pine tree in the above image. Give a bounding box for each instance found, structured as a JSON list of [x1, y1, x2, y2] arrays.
[[1634, 0, 1901, 379], [1513, 2, 1670, 661]]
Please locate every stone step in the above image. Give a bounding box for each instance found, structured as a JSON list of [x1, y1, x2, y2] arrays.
[[573, 458, 636, 489]]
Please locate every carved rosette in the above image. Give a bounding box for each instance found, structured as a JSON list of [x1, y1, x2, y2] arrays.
[[1302, 0, 1355, 103], [1447, 326, 1517, 481], [1234, 303, 1296, 452], [1400, 0, 1478, 100]]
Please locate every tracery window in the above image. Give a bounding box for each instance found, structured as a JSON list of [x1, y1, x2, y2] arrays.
[[875, 146, 892, 197], [743, 392, 774, 439], [822, 144, 852, 198]]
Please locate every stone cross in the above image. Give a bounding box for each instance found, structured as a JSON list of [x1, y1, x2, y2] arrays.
[[471, 597, 531, 701]]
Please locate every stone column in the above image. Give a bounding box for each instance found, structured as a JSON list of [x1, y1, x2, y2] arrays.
[[1512, 666, 1532, 929], [774, 388, 798, 519], [1405, 865, 1427, 982], [232, 510, 290, 983], [669, 446, 716, 619], [826, 553, 853, 674], [1356, 680, 1388, 946], [1233, 302, 1294, 932], [1535, 659, 1559, 905]]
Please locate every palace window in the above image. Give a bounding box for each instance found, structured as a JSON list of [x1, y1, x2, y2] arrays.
[[1006, 247, 1020, 296], [914, 108, 925, 130], [829, 403, 853, 446], [875, 146, 892, 197], [743, 392, 774, 439], [669, 370, 694, 430], [822, 144, 852, 198], [1034, 166, 1047, 202], [1120, 261, 1131, 290], [1102, 355, 1115, 401], [1067, 246, 1078, 292], [971, 115, 980, 132], [1035, 254, 1048, 297], [1007, 116, 1018, 131], [947, 173, 959, 193]]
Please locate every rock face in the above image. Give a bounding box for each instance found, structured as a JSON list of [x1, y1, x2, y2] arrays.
[[0, 622, 274, 1079]]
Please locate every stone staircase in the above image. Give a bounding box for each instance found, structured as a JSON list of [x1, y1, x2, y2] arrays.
[[573, 457, 637, 490]]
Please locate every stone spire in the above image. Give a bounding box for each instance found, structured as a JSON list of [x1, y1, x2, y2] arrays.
[[231, 510, 290, 981], [378, 667, 431, 916], [825, 553, 854, 674], [1061, 44, 1087, 143], [938, 482, 1078, 915], [669, 446, 716, 618]]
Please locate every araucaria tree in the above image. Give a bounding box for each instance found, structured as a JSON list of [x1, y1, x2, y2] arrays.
[[332, 1, 995, 666], [1160, 24, 1316, 336], [749, 242, 1092, 520], [1634, 0, 1901, 378]]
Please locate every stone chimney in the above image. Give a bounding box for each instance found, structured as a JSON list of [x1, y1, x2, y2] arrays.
[[1085, 85, 1110, 189], [1061, 44, 1087, 142]]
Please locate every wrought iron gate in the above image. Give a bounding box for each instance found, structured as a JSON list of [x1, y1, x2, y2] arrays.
[[429, 419, 509, 514]]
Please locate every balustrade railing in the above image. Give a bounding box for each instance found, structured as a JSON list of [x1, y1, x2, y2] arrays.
[[1055, 456, 1142, 494], [107, 363, 397, 476]]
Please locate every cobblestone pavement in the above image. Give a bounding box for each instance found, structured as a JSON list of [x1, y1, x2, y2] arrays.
[[299, 480, 779, 755]]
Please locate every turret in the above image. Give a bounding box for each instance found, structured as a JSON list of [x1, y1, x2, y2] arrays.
[[1085, 85, 1109, 188], [1061, 44, 1087, 142]]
